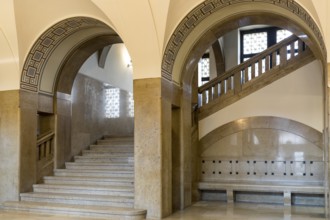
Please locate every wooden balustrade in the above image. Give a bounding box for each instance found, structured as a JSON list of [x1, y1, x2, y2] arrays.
[[36, 131, 55, 182], [198, 35, 306, 107]]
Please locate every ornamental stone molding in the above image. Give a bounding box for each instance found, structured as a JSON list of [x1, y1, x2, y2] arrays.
[[162, 0, 326, 82], [20, 17, 111, 92]]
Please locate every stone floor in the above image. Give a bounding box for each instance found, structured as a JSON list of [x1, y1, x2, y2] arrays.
[[0, 201, 326, 220]]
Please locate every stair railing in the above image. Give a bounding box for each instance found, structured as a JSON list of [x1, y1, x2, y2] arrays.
[[198, 35, 307, 107], [36, 130, 55, 182]]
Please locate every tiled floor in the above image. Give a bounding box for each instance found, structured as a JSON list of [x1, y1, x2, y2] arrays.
[[0, 201, 326, 220]]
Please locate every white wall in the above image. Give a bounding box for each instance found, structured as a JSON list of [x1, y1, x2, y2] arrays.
[[79, 44, 133, 92], [199, 60, 324, 138]]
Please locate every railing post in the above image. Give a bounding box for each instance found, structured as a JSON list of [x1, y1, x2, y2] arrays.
[[234, 72, 242, 94], [280, 46, 287, 65]]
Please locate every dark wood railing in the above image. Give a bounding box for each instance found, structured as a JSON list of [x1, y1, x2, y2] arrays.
[[36, 131, 55, 182], [198, 35, 307, 107]]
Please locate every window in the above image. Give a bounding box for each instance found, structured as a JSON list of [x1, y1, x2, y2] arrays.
[[198, 53, 210, 86], [240, 27, 293, 63], [127, 92, 134, 118], [105, 88, 120, 118]]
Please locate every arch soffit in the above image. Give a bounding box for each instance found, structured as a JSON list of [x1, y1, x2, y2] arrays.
[[20, 17, 122, 95], [162, 0, 327, 86]]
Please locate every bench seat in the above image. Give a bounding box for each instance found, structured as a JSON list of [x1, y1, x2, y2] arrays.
[[198, 180, 325, 205]]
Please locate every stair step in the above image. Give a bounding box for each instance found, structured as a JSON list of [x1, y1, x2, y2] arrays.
[[74, 155, 132, 163], [69, 161, 133, 166], [97, 139, 134, 145], [65, 162, 133, 170], [54, 169, 134, 178], [90, 145, 134, 151], [2, 201, 146, 219], [33, 184, 134, 196], [82, 150, 134, 156], [43, 176, 134, 186], [20, 192, 134, 208], [103, 136, 133, 140]]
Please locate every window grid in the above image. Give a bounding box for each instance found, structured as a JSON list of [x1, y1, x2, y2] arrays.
[[105, 88, 120, 118], [241, 27, 294, 64], [198, 54, 210, 87], [128, 92, 134, 118]]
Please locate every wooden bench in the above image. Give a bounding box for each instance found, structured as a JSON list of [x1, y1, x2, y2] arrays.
[[198, 181, 325, 206]]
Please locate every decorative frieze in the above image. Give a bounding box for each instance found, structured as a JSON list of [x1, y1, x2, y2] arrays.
[[162, 0, 326, 82], [20, 17, 110, 93]]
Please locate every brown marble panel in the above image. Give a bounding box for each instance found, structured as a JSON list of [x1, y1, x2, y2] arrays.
[[55, 92, 72, 168], [19, 90, 38, 193], [38, 93, 54, 113], [0, 90, 20, 203]]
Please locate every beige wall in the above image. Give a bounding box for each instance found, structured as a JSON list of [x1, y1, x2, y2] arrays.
[[199, 60, 324, 138], [1, 0, 328, 92]]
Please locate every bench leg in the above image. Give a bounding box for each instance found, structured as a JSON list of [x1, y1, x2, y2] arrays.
[[284, 191, 291, 206], [227, 190, 234, 203]]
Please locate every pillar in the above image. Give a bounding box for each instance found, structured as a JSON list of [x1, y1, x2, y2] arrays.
[[0, 90, 20, 203], [134, 78, 172, 219]]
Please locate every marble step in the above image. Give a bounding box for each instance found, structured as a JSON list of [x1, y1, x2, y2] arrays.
[[90, 145, 134, 151], [82, 150, 134, 157], [103, 136, 133, 141], [74, 155, 132, 163], [65, 162, 133, 171], [2, 201, 146, 220], [33, 184, 134, 196], [69, 161, 133, 166], [54, 169, 134, 178], [20, 192, 134, 208], [43, 176, 134, 186], [97, 139, 134, 145]]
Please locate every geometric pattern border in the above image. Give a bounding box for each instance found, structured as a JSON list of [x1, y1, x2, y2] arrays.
[[20, 17, 110, 92], [161, 0, 327, 82]]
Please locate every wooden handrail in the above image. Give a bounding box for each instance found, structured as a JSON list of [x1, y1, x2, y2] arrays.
[[37, 131, 55, 145], [199, 35, 299, 93]]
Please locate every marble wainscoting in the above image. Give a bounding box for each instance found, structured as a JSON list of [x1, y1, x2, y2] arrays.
[[198, 116, 325, 206]]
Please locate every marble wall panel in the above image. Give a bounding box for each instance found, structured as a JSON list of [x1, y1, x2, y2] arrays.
[[134, 78, 173, 219], [172, 108, 181, 211], [199, 116, 324, 183], [19, 90, 38, 192], [37, 93, 53, 113], [0, 90, 20, 203], [134, 78, 162, 219], [70, 74, 134, 156], [55, 92, 72, 168], [202, 128, 322, 160]]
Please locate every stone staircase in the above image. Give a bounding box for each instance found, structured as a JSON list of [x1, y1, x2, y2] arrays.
[[2, 136, 146, 220]]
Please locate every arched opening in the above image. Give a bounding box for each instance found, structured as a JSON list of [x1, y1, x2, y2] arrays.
[[162, 0, 328, 215], [19, 16, 134, 195]]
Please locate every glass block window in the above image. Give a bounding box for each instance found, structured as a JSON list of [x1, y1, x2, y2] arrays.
[[105, 88, 120, 118], [241, 27, 296, 63], [243, 32, 267, 54], [127, 92, 134, 117], [276, 29, 292, 43], [198, 53, 210, 87]]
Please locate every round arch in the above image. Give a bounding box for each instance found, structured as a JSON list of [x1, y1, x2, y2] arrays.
[[162, 0, 326, 84], [162, 0, 328, 211], [17, 16, 125, 191], [20, 16, 122, 95]]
